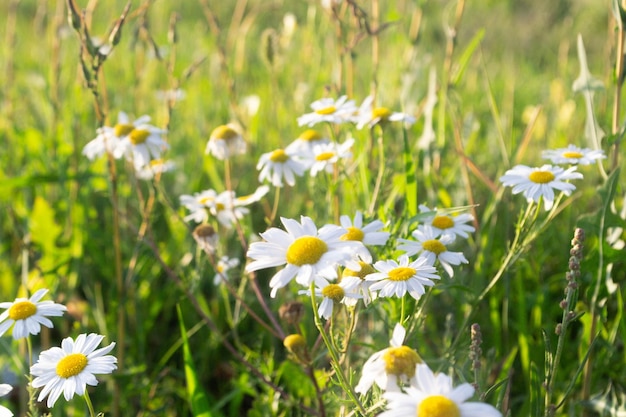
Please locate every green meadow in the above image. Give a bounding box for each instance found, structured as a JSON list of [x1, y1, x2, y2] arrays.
[[0, 0, 624, 416]]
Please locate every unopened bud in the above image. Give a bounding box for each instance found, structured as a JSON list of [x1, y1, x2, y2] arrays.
[[66, 0, 82, 31], [283, 334, 309, 364]]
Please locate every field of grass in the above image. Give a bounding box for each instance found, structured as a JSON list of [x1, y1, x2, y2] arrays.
[[0, 0, 624, 416]]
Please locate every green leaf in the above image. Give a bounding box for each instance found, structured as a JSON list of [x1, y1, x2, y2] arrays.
[[177, 306, 213, 417]]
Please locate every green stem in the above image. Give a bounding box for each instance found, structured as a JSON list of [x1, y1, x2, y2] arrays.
[[309, 283, 366, 416], [368, 132, 385, 215], [84, 391, 97, 417]]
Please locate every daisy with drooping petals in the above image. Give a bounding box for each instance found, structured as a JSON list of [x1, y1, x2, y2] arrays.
[[299, 278, 362, 320], [257, 148, 307, 187], [213, 256, 240, 285], [179, 189, 218, 223], [378, 363, 502, 417], [355, 323, 422, 394], [82, 111, 151, 160], [193, 224, 219, 255], [353, 95, 416, 130], [30, 333, 117, 408], [0, 384, 13, 417], [135, 158, 175, 180], [285, 129, 331, 155], [416, 204, 475, 240], [542, 144, 606, 165], [308, 138, 355, 177], [297, 95, 357, 127], [500, 164, 583, 211], [0, 289, 66, 340], [397, 226, 468, 278], [113, 116, 169, 168], [245, 216, 361, 297], [366, 254, 440, 300], [206, 124, 246, 160], [339, 211, 390, 263]]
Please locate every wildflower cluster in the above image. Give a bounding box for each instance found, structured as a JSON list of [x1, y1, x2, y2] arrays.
[[0, 289, 117, 415]]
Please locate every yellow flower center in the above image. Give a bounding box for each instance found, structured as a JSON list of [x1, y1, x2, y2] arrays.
[[422, 239, 447, 255], [129, 129, 150, 145], [114, 123, 134, 137], [8, 301, 37, 320], [341, 226, 364, 241], [315, 151, 335, 161], [269, 149, 289, 163], [198, 196, 214, 205], [315, 106, 336, 115], [562, 151, 583, 159], [56, 353, 88, 379], [286, 236, 328, 266], [211, 125, 239, 141], [383, 345, 421, 376], [388, 267, 416, 281], [215, 203, 226, 212], [299, 129, 322, 142], [372, 107, 392, 121], [417, 395, 460, 417], [528, 170, 555, 184], [283, 334, 306, 351], [343, 262, 376, 280], [321, 284, 345, 302], [431, 215, 454, 230]]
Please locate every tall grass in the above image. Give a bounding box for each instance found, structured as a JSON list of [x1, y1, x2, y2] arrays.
[[0, 0, 623, 416]]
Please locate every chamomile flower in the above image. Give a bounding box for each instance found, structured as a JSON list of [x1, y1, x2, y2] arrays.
[[299, 278, 362, 320], [378, 363, 502, 417], [0, 384, 13, 417], [206, 124, 246, 160], [0, 289, 66, 340], [542, 144, 606, 165], [355, 323, 422, 394], [339, 211, 390, 263], [366, 255, 439, 300], [499, 164, 583, 210], [214, 256, 240, 285], [30, 333, 117, 408], [397, 226, 468, 278], [82, 111, 150, 160], [180, 189, 218, 223], [297, 95, 357, 127], [353, 96, 416, 129], [416, 204, 475, 240], [308, 138, 355, 177], [135, 158, 175, 180], [285, 129, 331, 155], [113, 116, 169, 167], [245, 216, 361, 298], [193, 224, 219, 255], [342, 261, 378, 306], [257, 148, 307, 187]]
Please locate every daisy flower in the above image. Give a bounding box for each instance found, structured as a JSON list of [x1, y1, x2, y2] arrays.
[[257, 148, 307, 187], [378, 363, 502, 417], [214, 256, 240, 285], [113, 115, 169, 168], [308, 138, 355, 177], [297, 95, 357, 127], [245, 216, 361, 298], [299, 278, 362, 320], [353, 95, 416, 129], [193, 224, 219, 255], [135, 158, 175, 180], [366, 255, 439, 300], [499, 164, 583, 210], [0, 384, 13, 417], [30, 333, 117, 408], [342, 261, 378, 306], [285, 129, 330, 156], [355, 323, 422, 394], [205, 124, 246, 160], [0, 289, 66, 340], [180, 189, 218, 223], [397, 226, 468, 278], [416, 204, 476, 240], [212, 186, 269, 228], [542, 144, 606, 165], [339, 210, 390, 263], [82, 111, 150, 160]]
